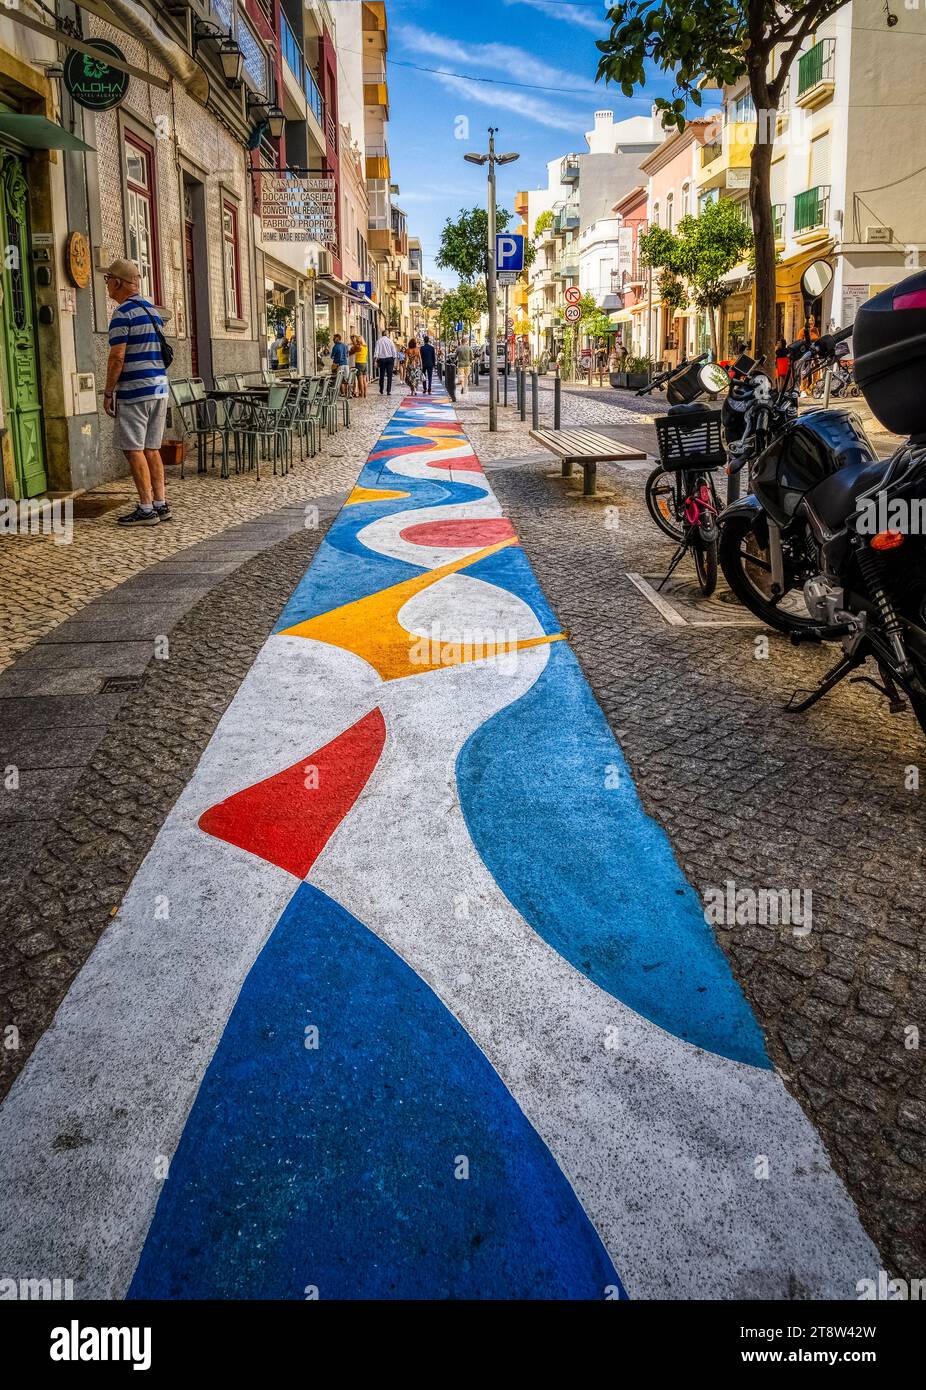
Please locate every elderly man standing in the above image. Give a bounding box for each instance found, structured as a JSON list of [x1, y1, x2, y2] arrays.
[[102, 258, 171, 526]]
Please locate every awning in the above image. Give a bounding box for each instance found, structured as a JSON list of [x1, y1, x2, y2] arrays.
[[720, 264, 754, 293], [0, 114, 94, 152], [600, 293, 622, 313], [609, 308, 635, 323]]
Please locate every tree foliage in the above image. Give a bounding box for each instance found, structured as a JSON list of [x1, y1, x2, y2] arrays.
[[437, 206, 513, 282], [639, 198, 753, 352], [533, 209, 554, 238], [439, 281, 488, 337]]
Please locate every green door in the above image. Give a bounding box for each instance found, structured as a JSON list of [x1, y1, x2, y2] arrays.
[[0, 150, 47, 498]]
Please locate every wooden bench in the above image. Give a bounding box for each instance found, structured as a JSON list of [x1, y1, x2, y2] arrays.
[[529, 428, 648, 496]]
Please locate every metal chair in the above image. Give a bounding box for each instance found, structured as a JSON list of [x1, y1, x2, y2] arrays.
[[241, 384, 291, 479]]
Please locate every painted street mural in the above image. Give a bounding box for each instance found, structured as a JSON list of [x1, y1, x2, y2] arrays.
[[0, 391, 877, 1299]]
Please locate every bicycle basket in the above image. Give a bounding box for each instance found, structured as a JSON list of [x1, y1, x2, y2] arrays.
[[654, 407, 726, 471]]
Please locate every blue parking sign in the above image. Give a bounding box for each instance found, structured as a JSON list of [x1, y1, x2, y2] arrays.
[[495, 233, 524, 273]]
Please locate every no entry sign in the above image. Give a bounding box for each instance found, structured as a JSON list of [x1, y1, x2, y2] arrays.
[[564, 286, 581, 306]]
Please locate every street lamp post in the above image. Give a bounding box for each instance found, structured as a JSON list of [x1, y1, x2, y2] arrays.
[[464, 129, 518, 432]]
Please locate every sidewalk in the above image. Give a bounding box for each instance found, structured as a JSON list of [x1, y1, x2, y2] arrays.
[[0, 390, 397, 674], [0, 385, 877, 1300]]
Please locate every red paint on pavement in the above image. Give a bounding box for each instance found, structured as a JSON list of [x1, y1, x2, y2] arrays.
[[198, 708, 386, 879], [398, 518, 516, 547]]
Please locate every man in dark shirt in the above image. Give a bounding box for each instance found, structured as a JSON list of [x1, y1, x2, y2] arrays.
[[420, 335, 436, 394]]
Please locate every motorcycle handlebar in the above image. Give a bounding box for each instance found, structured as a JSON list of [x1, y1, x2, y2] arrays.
[[634, 351, 711, 395]]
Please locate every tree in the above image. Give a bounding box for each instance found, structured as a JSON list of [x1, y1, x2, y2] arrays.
[[639, 198, 753, 356], [439, 281, 488, 340], [534, 209, 554, 238], [437, 206, 513, 283], [595, 0, 853, 365]]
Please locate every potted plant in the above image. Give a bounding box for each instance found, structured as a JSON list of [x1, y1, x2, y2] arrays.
[[624, 355, 653, 390]]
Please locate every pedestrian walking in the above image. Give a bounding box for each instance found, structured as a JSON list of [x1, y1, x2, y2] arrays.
[[420, 334, 436, 394], [456, 339, 472, 396], [102, 258, 171, 527], [396, 344, 406, 382], [374, 329, 397, 395], [774, 335, 790, 391], [331, 332, 349, 394], [349, 333, 368, 398], [405, 337, 422, 393], [272, 324, 289, 372]]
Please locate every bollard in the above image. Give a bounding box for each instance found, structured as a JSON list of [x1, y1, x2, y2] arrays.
[[503, 362, 508, 408], [519, 369, 526, 422], [531, 371, 539, 430], [445, 362, 457, 402], [554, 374, 561, 430]]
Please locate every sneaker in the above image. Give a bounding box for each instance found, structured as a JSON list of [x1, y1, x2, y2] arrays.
[[153, 502, 172, 522], [117, 505, 159, 527]]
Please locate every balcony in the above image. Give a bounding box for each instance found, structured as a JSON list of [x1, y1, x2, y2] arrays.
[[305, 66, 323, 128], [366, 142, 389, 180], [697, 123, 754, 192], [560, 155, 580, 184], [793, 185, 830, 239], [553, 205, 579, 235], [796, 39, 836, 110], [773, 202, 786, 244]]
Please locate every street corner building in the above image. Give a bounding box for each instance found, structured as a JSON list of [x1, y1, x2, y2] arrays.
[[0, 0, 398, 504]]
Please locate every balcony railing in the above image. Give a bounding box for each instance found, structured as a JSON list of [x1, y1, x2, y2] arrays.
[[797, 39, 836, 97], [794, 185, 830, 234], [772, 203, 786, 240], [281, 14, 301, 79], [305, 66, 323, 126], [560, 155, 580, 183], [701, 141, 723, 166]]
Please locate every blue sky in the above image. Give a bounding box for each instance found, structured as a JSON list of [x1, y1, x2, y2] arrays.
[[383, 0, 678, 288]]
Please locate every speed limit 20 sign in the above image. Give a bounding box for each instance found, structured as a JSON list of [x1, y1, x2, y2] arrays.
[[564, 285, 581, 305], [564, 304, 581, 322]]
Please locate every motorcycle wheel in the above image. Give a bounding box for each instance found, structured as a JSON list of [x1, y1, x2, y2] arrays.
[[694, 528, 718, 597], [719, 512, 818, 633], [645, 466, 684, 541]]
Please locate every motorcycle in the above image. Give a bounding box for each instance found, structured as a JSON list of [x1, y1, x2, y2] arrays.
[[718, 301, 926, 736]]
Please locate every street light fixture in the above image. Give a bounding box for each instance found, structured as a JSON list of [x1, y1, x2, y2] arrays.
[[462, 128, 519, 433], [192, 21, 244, 85], [265, 105, 286, 140]]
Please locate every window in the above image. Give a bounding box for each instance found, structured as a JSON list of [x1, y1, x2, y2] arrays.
[[666, 192, 674, 232], [732, 89, 756, 123], [124, 131, 160, 303], [652, 201, 659, 227], [222, 200, 241, 320], [681, 182, 690, 218]]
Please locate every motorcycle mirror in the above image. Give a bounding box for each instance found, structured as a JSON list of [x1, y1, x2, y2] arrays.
[[699, 362, 730, 394], [800, 259, 834, 299]]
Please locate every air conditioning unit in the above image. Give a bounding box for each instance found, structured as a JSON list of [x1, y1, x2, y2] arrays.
[[316, 249, 333, 276], [865, 226, 892, 245]]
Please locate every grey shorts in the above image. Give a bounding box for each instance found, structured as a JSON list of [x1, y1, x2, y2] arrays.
[[113, 394, 168, 453]]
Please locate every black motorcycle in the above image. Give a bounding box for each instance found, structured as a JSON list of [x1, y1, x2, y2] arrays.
[[718, 286, 926, 736]]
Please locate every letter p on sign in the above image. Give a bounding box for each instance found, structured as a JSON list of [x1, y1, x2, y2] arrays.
[[495, 233, 524, 273]]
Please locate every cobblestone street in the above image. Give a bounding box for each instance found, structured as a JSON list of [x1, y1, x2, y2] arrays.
[[1, 378, 923, 1302], [470, 377, 926, 1280]]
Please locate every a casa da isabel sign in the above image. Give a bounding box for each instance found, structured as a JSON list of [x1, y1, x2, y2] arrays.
[[260, 174, 336, 248]]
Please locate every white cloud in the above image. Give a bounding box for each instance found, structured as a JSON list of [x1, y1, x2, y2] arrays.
[[394, 24, 600, 95], [431, 71, 585, 133], [500, 0, 608, 35]]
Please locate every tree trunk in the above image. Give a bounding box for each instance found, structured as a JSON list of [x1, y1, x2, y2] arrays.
[[749, 50, 777, 371], [708, 306, 719, 359]]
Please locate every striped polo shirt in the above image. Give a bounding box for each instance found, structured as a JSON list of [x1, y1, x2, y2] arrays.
[[108, 296, 168, 402]]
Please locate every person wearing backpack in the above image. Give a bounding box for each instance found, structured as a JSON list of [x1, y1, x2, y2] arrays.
[[102, 258, 172, 526]]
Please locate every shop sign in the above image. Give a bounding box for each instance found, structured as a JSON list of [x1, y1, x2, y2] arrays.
[[63, 40, 130, 112], [66, 231, 91, 289], [842, 284, 870, 326], [260, 174, 337, 247]]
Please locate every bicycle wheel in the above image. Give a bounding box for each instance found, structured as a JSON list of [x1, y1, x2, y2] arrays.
[[645, 465, 684, 541], [693, 527, 718, 597]]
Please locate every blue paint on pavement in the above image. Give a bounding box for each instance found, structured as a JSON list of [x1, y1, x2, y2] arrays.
[[456, 641, 770, 1070], [128, 882, 626, 1300]]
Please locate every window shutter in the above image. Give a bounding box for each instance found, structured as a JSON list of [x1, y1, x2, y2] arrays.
[[770, 158, 786, 207], [810, 132, 831, 188]]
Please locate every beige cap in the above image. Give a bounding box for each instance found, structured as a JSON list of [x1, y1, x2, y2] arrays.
[[102, 257, 140, 282]]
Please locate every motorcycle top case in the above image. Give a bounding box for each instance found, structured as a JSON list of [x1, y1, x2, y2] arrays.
[[853, 270, 926, 436], [750, 409, 877, 527]]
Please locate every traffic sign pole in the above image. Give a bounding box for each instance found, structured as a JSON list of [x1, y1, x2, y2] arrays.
[[487, 130, 498, 434]]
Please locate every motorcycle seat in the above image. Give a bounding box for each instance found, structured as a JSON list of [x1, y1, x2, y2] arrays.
[[804, 457, 889, 531], [666, 402, 707, 416]]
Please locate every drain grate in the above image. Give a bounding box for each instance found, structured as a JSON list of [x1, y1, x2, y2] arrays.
[[99, 675, 146, 693]]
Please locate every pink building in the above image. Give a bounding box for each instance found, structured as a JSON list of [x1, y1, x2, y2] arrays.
[[637, 119, 712, 365]]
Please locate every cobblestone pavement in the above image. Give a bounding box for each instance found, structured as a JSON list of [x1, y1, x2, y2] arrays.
[[0, 521, 331, 1102], [0, 388, 399, 673], [479, 391, 926, 1280]]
